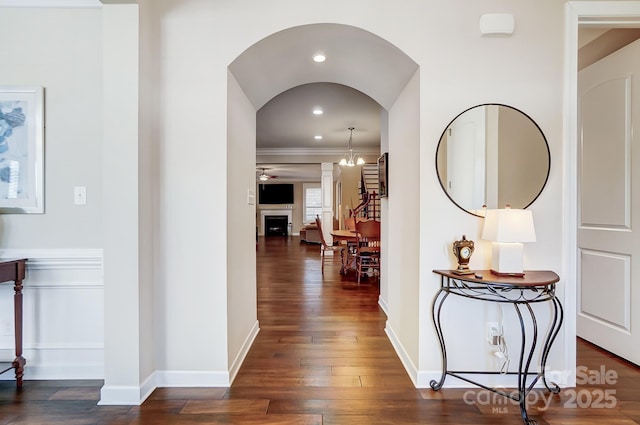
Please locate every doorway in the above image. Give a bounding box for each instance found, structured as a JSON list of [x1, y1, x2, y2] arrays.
[[227, 22, 420, 382], [567, 1, 640, 367]]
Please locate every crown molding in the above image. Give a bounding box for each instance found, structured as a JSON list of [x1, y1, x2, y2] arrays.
[[257, 147, 380, 156], [0, 0, 101, 7]]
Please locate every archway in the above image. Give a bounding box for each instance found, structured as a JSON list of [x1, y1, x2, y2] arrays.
[[226, 23, 421, 382]]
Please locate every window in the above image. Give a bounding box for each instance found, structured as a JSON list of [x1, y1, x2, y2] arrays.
[[303, 184, 322, 222]]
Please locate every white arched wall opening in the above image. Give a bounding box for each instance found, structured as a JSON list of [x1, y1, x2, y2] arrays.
[[226, 23, 421, 384], [99, 1, 572, 406]]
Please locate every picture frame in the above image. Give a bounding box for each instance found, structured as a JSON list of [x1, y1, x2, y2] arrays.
[[378, 152, 388, 198], [0, 86, 44, 213]]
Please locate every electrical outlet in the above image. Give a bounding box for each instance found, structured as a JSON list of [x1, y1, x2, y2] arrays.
[[74, 186, 87, 205], [487, 321, 502, 346]]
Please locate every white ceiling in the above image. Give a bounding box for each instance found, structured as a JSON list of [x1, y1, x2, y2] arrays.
[[256, 82, 382, 150], [229, 23, 418, 111], [229, 23, 418, 182]]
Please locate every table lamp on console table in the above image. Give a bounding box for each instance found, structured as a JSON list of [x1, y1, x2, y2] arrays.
[[481, 206, 536, 277]]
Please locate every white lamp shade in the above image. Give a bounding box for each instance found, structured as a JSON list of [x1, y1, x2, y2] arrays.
[[481, 208, 536, 243]]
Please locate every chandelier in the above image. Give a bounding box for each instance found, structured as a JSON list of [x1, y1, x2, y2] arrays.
[[339, 127, 365, 167]]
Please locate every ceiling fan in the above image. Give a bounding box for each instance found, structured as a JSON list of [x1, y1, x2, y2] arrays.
[[257, 168, 278, 181]]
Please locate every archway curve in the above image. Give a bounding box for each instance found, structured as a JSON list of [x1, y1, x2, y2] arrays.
[[229, 23, 419, 110]]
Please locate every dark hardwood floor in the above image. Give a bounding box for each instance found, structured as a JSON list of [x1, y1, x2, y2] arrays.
[[1, 235, 639, 424]]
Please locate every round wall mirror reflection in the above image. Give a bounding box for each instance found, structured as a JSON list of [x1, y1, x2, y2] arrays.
[[436, 104, 550, 217]]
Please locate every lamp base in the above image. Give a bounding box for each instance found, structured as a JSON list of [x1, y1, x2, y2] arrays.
[[490, 242, 525, 276]]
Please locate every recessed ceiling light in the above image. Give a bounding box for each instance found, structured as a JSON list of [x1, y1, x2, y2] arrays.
[[313, 54, 326, 63], [312, 108, 323, 115], [314, 135, 323, 140]]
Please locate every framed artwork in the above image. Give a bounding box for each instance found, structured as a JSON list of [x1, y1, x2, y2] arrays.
[[0, 86, 44, 213], [378, 152, 388, 198]]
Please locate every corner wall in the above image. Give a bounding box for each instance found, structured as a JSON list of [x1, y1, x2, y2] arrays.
[[385, 70, 421, 380], [226, 71, 259, 382]]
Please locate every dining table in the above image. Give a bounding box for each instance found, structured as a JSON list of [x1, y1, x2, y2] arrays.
[[330, 229, 358, 274]]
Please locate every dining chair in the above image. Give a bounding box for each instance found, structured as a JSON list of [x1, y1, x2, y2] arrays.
[[354, 219, 381, 284], [315, 216, 345, 275]]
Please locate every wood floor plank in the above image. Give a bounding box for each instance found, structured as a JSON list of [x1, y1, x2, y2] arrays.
[[48, 387, 101, 401], [180, 399, 269, 414]]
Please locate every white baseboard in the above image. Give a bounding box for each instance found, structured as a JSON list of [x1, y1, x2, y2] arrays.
[[378, 296, 388, 315], [99, 385, 147, 406], [385, 322, 418, 386], [229, 320, 260, 384]]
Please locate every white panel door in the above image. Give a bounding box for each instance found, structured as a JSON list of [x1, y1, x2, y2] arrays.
[[577, 39, 640, 365]]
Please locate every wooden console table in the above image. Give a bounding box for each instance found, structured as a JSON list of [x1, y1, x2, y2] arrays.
[[0, 259, 27, 388], [431, 270, 563, 425]]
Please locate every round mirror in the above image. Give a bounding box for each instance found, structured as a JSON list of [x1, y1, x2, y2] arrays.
[[436, 104, 550, 217]]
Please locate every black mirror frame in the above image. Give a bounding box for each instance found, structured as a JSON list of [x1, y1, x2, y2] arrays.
[[435, 103, 551, 217]]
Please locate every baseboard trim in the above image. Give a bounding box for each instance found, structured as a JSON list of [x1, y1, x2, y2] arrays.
[[378, 296, 388, 316], [229, 320, 260, 384], [99, 384, 147, 406], [385, 322, 418, 387]]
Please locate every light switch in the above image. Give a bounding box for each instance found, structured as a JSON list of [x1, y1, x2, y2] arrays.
[[247, 189, 255, 205], [74, 186, 87, 205]]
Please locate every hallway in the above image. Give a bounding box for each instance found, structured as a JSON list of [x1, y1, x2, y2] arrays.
[[0, 235, 639, 424]]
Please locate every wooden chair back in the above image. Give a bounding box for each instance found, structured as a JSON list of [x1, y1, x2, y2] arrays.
[[315, 216, 329, 248], [355, 219, 381, 251]]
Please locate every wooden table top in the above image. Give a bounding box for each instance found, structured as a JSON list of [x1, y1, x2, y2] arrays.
[[330, 229, 357, 238], [433, 269, 560, 287]]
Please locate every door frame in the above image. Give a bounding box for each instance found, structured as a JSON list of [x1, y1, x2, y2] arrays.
[[564, 1, 640, 385]]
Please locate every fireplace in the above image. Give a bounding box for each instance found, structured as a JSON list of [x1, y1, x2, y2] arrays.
[[260, 209, 292, 236], [265, 215, 289, 236]]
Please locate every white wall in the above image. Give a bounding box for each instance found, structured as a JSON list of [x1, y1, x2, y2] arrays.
[[0, 7, 105, 381], [0, 7, 102, 246], [378, 109, 389, 312], [418, 0, 566, 385], [0, 0, 571, 403], [149, 0, 229, 386], [226, 71, 259, 382], [101, 3, 150, 404], [385, 70, 421, 380]]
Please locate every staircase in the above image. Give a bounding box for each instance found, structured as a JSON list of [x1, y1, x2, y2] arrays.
[[354, 164, 381, 220]]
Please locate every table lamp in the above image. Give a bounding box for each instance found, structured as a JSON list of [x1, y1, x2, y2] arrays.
[[481, 206, 536, 277]]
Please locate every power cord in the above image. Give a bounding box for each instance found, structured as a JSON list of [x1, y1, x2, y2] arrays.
[[496, 304, 510, 374]]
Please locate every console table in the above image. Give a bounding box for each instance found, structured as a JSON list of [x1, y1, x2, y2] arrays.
[[431, 270, 563, 425], [0, 259, 27, 388]]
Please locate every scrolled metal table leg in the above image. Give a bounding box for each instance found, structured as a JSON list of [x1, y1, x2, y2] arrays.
[[540, 295, 564, 393], [514, 303, 539, 425], [430, 288, 449, 391]]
